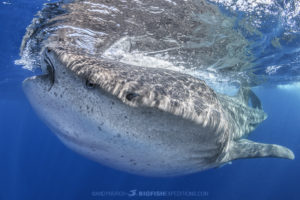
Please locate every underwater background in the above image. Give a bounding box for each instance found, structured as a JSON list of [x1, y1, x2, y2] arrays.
[[0, 0, 300, 199]]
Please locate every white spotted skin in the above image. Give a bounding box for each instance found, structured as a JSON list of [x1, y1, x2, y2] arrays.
[[22, 50, 228, 177]]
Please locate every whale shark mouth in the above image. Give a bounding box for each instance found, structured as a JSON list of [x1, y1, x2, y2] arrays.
[[43, 52, 55, 86], [31, 50, 56, 91]]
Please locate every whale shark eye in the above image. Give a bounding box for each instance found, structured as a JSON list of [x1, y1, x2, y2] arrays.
[[85, 80, 95, 89], [126, 93, 139, 101]]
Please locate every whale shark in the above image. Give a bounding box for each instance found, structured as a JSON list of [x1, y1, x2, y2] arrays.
[[20, 0, 294, 176]]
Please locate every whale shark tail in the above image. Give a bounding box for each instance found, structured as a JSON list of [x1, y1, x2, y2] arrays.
[[222, 139, 295, 163]]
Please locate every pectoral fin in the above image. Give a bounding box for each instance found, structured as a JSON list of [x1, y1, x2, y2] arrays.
[[223, 139, 295, 163]]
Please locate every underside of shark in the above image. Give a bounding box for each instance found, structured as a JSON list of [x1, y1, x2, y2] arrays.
[[19, 0, 294, 176]]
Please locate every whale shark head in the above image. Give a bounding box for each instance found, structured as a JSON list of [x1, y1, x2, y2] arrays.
[[22, 47, 234, 176]]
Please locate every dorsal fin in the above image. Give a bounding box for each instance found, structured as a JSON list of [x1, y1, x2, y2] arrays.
[[222, 139, 294, 163], [237, 87, 262, 109]]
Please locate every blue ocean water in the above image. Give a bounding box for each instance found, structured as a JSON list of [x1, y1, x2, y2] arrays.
[[0, 0, 300, 200]]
